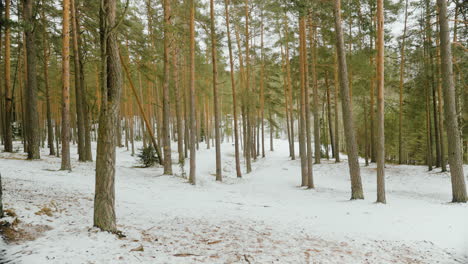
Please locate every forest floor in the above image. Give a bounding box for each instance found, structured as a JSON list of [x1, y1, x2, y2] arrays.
[[0, 139, 467, 264]]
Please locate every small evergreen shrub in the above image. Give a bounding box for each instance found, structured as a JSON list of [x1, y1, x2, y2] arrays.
[[137, 146, 159, 167]]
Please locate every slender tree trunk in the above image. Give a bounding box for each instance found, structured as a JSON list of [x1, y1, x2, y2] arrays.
[[244, 0, 252, 173], [24, 0, 40, 159], [285, 21, 295, 160], [398, 0, 408, 164], [325, 71, 335, 158], [435, 20, 446, 172], [43, 34, 55, 156], [304, 15, 313, 188], [437, 0, 467, 203], [94, 0, 123, 232], [209, 0, 221, 181], [333, 52, 340, 162], [298, 17, 307, 187], [60, 0, 71, 170], [162, 0, 173, 175], [173, 48, 184, 165], [309, 15, 320, 164], [260, 13, 265, 158], [188, 0, 197, 184], [376, 0, 386, 203], [224, 0, 241, 178], [4, 0, 13, 152], [333, 0, 364, 199], [71, 0, 86, 162]]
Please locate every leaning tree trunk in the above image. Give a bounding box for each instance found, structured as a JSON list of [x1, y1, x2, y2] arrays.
[[24, 0, 40, 160], [93, 0, 123, 232], [333, 0, 364, 200], [60, 0, 71, 171], [436, 0, 467, 203]]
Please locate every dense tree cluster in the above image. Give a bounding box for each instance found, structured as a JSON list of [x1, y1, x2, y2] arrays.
[[0, 0, 466, 228]]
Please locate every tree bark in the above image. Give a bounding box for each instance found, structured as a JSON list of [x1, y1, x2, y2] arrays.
[[333, 52, 340, 162], [94, 0, 123, 232], [376, 0, 386, 203], [162, 0, 173, 175], [210, 0, 222, 181], [188, 0, 197, 184], [224, 0, 241, 178], [333, 0, 364, 199], [60, 0, 71, 170], [398, 0, 408, 165], [437, 0, 467, 203], [24, 0, 40, 159], [71, 0, 86, 162], [4, 0, 13, 152]]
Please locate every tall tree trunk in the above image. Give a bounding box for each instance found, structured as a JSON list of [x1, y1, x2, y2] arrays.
[[4, 0, 13, 152], [260, 13, 265, 158], [309, 15, 320, 164], [304, 15, 313, 188], [436, 0, 467, 203], [298, 16, 307, 187], [333, 52, 340, 162], [210, 0, 222, 181], [435, 19, 446, 172], [188, 0, 197, 184], [71, 0, 85, 162], [398, 0, 408, 164], [43, 32, 55, 156], [285, 21, 295, 160], [376, 0, 386, 203], [93, 0, 123, 232], [325, 71, 335, 159], [244, 0, 252, 173], [60, 0, 71, 170], [24, 0, 40, 159], [224, 0, 241, 178], [162, 0, 173, 175], [333, 0, 364, 199], [173, 48, 184, 165]]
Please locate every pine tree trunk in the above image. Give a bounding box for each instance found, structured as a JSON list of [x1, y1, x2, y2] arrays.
[[93, 0, 124, 232], [244, 0, 252, 173], [435, 21, 446, 172], [162, 0, 173, 175], [333, 52, 340, 162], [224, 0, 241, 178], [209, 0, 222, 181], [173, 48, 184, 165], [60, 0, 71, 170], [333, 0, 364, 199], [376, 0, 386, 203], [4, 0, 13, 152], [436, 0, 467, 203], [188, 0, 197, 184], [284, 22, 295, 161], [309, 15, 320, 164], [325, 71, 335, 159], [398, 0, 408, 165], [298, 17, 307, 187], [304, 15, 314, 188], [24, 0, 40, 160], [71, 0, 86, 162]]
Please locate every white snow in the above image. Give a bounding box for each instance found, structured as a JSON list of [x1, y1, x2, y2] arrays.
[[1, 139, 467, 263]]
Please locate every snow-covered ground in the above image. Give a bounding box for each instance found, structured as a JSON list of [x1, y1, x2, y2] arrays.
[[1, 139, 467, 264]]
